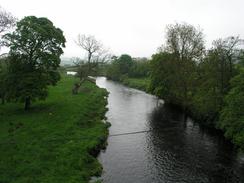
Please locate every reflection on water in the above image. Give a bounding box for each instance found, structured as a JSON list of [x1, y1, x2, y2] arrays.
[[96, 77, 244, 183]]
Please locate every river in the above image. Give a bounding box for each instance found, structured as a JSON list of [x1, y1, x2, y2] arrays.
[[96, 77, 244, 183]]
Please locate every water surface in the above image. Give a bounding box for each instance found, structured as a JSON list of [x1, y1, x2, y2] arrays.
[[96, 77, 244, 183]]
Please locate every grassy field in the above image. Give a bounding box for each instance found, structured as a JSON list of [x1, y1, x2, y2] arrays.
[[0, 75, 109, 183], [121, 77, 150, 92]]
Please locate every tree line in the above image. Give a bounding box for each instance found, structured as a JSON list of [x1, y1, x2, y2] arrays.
[[106, 23, 244, 151], [106, 55, 150, 81]]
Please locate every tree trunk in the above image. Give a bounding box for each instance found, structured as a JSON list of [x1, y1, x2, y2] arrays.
[[24, 97, 31, 110], [1, 97, 5, 105], [220, 57, 224, 95], [88, 52, 92, 74]]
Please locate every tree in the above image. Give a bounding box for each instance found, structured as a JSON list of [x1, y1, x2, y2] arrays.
[[75, 34, 111, 82], [3, 16, 66, 110], [106, 56, 121, 81], [106, 54, 133, 81], [149, 52, 177, 101], [164, 22, 205, 61], [212, 36, 243, 94], [117, 54, 133, 75], [0, 6, 16, 51], [190, 37, 243, 124], [75, 34, 103, 73], [154, 23, 205, 109], [0, 7, 15, 103], [218, 67, 244, 150], [0, 57, 8, 104], [190, 51, 224, 123], [129, 58, 150, 78], [72, 58, 89, 81]]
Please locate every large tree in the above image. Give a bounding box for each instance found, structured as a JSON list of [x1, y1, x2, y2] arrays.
[[155, 23, 205, 108], [191, 37, 244, 123], [117, 54, 133, 75], [212, 36, 243, 94], [218, 67, 244, 150], [3, 16, 65, 110]]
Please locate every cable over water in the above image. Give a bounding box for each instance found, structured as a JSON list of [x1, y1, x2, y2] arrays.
[[109, 130, 151, 137]]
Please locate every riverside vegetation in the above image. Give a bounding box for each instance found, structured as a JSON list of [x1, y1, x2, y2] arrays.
[[1, 6, 244, 182], [106, 55, 150, 91], [0, 11, 109, 183], [106, 23, 244, 151], [0, 75, 109, 183]]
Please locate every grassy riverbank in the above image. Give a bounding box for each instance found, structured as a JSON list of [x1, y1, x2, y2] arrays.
[[0, 75, 109, 183], [121, 77, 150, 92]]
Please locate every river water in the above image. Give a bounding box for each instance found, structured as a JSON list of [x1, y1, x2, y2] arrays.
[[96, 77, 244, 183]]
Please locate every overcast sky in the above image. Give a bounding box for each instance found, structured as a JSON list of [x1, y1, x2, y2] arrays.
[[1, 0, 244, 58]]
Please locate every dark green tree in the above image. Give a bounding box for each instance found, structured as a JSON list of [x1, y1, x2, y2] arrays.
[[212, 37, 242, 94], [191, 51, 223, 123], [129, 58, 149, 78], [117, 54, 133, 75], [0, 57, 8, 104], [218, 67, 244, 150], [149, 52, 177, 102], [106, 56, 121, 81], [3, 16, 66, 110], [106, 54, 133, 81], [191, 37, 243, 124], [150, 23, 204, 109]]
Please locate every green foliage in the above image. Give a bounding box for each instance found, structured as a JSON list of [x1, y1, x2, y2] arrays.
[[122, 77, 150, 91], [76, 62, 90, 80], [190, 51, 224, 124], [148, 23, 244, 150], [3, 16, 66, 110], [190, 38, 240, 124], [106, 54, 133, 81], [218, 68, 244, 150], [0, 75, 109, 183], [149, 24, 242, 129], [106, 54, 149, 82], [149, 52, 177, 101], [149, 51, 198, 107], [149, 23, 204, 108], [117, 54, 133, 74], [129, 58, 150, 78], [106, 59, 121, 81]]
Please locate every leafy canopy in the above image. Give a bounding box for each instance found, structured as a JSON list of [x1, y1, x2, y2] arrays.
[[3, 16, 66, 109]]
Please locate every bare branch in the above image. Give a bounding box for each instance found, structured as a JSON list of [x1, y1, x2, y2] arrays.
[[75, 34, 103, 62], [164, 22, 205, 61], [0, 6, 16, 34], [0, 7, 16, 51]]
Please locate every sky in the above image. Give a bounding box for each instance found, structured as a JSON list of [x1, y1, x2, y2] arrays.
[[1, 0, 244, 58]]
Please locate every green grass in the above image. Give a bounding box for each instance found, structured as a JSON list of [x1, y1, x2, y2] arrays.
[[0, 75, 109, 183], [121, 77, 150, 92]]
